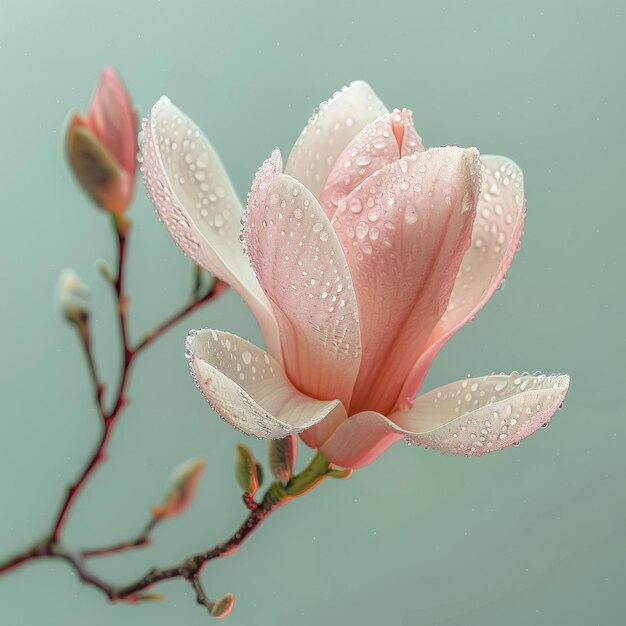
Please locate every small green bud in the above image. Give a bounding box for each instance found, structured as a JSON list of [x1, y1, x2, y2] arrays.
[[235, 444, 259, 495], [95, 259, 115, 283], [268, 435, 297, 486], [209, 593, 235, 619], [133, 591, 164, 602]]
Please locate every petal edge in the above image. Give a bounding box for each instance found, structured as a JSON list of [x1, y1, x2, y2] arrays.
[[187, 329, 345, 439]]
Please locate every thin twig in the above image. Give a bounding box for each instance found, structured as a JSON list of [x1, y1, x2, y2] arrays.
[[188, 576, 211, 612], [75, 316, 105, 412], [134, 279, 227, 354], [1, 215, 227, 571], [80, 516, 161, 559]]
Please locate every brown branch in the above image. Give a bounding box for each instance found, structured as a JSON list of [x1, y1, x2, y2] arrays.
[[134, 278, 228, 355], [1, 215, 227, 574], [0, 450, 334, 612], [75, 316, 105, 412], [80, 516, 161, 559], [188, 575, 212, 613], [60, 485, 272, 601]]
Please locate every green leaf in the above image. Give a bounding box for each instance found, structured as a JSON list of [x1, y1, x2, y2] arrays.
[[235, 444, 259, 495]]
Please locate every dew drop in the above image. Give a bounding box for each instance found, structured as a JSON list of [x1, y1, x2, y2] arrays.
[[349, 198, 362, 213]]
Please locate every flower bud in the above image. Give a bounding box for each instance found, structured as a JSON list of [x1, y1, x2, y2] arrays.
[[57, 269, 90, 322], [234, 444, 259, 495], [209, 593, 235, 619], [65, 68, 137, 215], [268, 435, 297, 486], [152, 457, 206, 519]]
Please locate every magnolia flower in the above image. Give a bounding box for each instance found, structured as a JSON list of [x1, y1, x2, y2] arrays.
[[66, 68, 137, 215], [141, 81, 569, 469]]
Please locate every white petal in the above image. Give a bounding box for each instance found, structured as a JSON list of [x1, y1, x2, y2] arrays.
[[187, 329, 346, 439], [391, 373, 570, 455], [141, 98, 280, 356], [285, 81, 388, 197]]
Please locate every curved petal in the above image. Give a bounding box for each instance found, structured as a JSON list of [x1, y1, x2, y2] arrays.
[[332, 147, 482, 415], [391, 373, 570, 455], [398, 156, 526, 406], [141, 98, 280, 357], [299, 406, 349, 449], [244, 150, 362, 409], [88, 67, 137, 177], [187, 329, 346, 439], [318, 109, 424, 219], [285, 81, 388, 198], [319, 411, 404, 469]]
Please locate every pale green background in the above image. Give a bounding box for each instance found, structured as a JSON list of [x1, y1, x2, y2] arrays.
[[1, 1, 624, 624]]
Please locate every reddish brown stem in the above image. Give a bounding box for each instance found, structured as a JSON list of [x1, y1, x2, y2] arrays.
[[51, 419, 113, 541], [80, 516, 161, 559], [76, 316, 105, 411], [134, 279, 228, 355], [0, 215, 227, 572], [51, 221, 129, 541]]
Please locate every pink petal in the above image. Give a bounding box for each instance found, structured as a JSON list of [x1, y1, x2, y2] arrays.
[[319, 109, 424, 219], [299, 406, 349, 449], [391, 373, 569, 455], [187, 329, 346, 439], [88, 67, 137, 177], [285, 81, 388, 198], [397, 156, 526, 405], [332, 147, 481, 415], [244, 150, 362, 410], [141, 98, 281, 358], [319, 411, 404, 469]]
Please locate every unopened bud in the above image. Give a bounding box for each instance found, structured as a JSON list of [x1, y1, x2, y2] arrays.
[[66, 119, 124, 212], [234, 444, 259, 495], [57, 269, 90, 322], [268, 435, 297, 486], [152, 457, 205, 519], [65, 68, 137, 215], [209, 593, 235, 619], [96, 258, 115, 283]]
